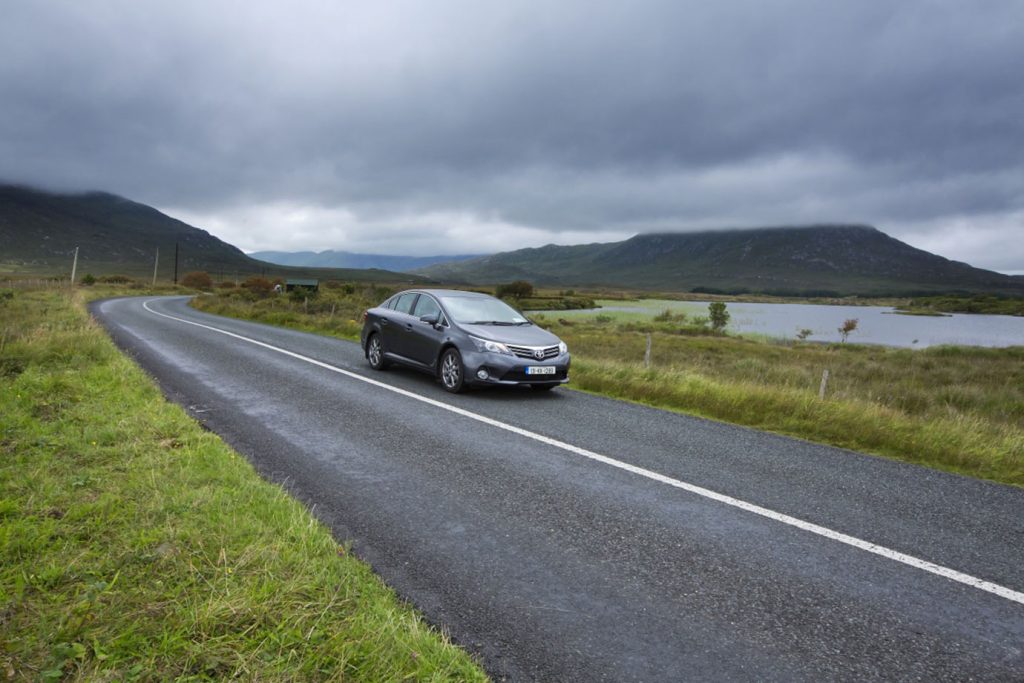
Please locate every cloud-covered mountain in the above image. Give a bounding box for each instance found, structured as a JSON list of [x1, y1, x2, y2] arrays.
[[0, 185, 420, 283], [416, 225, 1024, 297]]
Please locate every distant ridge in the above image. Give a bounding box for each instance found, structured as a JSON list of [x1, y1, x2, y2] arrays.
[[415, 225, 1024, 296], [0, 184, 423, 283], [249, 249, 484, 272]]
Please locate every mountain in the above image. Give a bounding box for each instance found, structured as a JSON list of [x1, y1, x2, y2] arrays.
[[0, 184, 422, 283], [249, 249, 484, 272], [415, 225, 1024, 296]]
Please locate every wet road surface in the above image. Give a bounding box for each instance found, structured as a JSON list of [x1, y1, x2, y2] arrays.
[[91, 296, 1024, 681]]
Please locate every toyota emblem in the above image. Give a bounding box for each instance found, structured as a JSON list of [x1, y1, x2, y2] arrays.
[[534, 349, 544, 360]]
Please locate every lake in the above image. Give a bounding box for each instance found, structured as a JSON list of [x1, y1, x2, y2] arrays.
[[534, 299, 1024, 348]]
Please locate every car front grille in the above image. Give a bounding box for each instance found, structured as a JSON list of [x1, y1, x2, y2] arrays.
[[507, 344, 560, 360]]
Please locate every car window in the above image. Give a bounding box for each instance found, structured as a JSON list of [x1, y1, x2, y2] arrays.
[[382, 296, 398, 310], [439, 295, 529, 325], [412, 295, 441, 319], [393, 292, 418, 314]]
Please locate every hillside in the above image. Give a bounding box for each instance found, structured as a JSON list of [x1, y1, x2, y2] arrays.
[[416, 225, 1024, 296], [0, 184, 421, 283], [249, 249, 483, 272]]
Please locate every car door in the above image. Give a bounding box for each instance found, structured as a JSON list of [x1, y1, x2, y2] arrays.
[[406, 294, 448, 366], [382, 291, 419, 359]]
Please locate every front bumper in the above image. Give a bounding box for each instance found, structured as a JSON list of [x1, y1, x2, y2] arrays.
[[462, 349, 571, 386]]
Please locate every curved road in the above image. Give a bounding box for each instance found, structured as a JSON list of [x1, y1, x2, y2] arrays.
[[91, 296, 1024, 681]]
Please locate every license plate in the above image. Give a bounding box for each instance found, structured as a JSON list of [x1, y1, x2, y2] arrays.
[[526, 366, 556, 375]]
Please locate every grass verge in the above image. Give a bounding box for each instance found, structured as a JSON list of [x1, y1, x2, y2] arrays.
[[0, 287, 487, 681], [190, 290, 1024, 487]]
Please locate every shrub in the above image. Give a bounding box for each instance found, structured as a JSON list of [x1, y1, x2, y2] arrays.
[[838, 318, 859, 343], [289, 286, 318, 303], [241, 276, 275, 297], [98, 274, 133, 284], [80, 273, 96, 286], [708, 302, 730, 332], [496, 280, 534, 299], [181, 271, 214, 289]]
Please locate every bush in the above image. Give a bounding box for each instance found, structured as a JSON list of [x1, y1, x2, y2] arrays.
[[289, 286, 318, 303], [181, 271, 214, 289], [217, 280, 237, 288], [98, 274, 133, 284], [708, 302, 730, 332], [838, 318, 859, 343], [80, 273, 96, 286], [241, 276, 275, 297], [496, 280, 534, 299]]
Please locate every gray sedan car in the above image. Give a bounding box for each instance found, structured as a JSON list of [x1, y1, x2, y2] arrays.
[[360, 289, 570, 392]]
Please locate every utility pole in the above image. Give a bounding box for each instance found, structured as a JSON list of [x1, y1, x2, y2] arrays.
[[173, 241, 179, 285], [70, 246, 79, 285], [152, 247, 160, 287]]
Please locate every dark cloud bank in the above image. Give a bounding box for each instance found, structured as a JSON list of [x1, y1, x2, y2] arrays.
[[2, 1, 1022, 270]]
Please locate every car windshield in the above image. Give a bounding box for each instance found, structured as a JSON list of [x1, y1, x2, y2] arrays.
[[440, 296, 530, 325]]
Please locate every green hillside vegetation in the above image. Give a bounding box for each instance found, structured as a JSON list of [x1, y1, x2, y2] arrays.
[[415, 226, 1024, 297], [901, 295, 1024, 317], [0, 285, 486, 680], [0, 184, 425, 284], [191, 288, 1024, 487]]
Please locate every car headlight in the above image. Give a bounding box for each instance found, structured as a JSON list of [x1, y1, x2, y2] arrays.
[[558, 341, 568, 355], [470, 336, 513, 355]]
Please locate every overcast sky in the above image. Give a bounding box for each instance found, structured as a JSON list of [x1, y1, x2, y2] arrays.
[[2, 1, 1022, 272]]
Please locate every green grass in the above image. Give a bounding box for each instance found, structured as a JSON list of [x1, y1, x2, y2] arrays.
[[901, 295, 1024, 317], [0, 287, 487, 681], [191, 290, 1024, 488]]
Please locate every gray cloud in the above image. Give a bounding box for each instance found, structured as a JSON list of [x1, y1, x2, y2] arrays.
[[2, 0, 1022, 269]]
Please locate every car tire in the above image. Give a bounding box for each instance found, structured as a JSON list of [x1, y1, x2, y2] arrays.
[[439, 348, 466, 393], [530, 383, 557, 392], [367, 333, 388, 370]]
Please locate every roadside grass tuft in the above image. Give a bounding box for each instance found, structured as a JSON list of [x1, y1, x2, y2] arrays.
[[1, 289, 487, 681]]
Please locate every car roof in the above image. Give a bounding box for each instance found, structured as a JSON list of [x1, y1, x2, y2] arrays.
[[403, 288, 493, 299]]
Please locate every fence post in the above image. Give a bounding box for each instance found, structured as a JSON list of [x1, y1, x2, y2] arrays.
[[818, 368, 830, 399], [644, 333, 652, 368], [70, 246, 79, 285]]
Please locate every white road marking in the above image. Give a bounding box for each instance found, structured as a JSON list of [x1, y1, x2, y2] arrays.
[[142, 298, 1024, 607]]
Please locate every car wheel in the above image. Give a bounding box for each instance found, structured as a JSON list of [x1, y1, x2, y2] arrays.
[[439, 348, 466, 393], [530, 383, 557, 392], [367, 333, 388, 370]]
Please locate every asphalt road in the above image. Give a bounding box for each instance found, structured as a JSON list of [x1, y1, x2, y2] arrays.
[[91, 296, 1024, 681]]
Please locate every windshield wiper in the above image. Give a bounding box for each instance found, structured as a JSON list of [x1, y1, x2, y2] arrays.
[[471, 320, 514, 325]]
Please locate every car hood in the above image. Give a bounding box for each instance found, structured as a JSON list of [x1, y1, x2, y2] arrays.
[[460, 323, 562, 347]]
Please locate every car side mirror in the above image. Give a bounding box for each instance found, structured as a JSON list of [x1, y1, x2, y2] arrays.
[[419, 312, 440, 326]]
